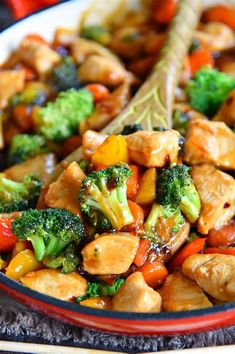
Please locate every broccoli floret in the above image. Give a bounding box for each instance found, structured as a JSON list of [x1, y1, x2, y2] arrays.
[[156, 164, 201, 223], [10, 82, 48, 106], [46, 243, 79, 273], [80, 25, 111, 45], [50, 56, 81, 92], [186, 66, 235, 116], [121, 124, 143, 135], [37, 88, 94, 141], [7, 134, 48, 166], [12, 208, 85, 262], [77, 278, 124, 302], [144, 204, 184, 242], [173, 109, 190, 136], [0, 174, 41, 213], [79, 164, 134, 231]]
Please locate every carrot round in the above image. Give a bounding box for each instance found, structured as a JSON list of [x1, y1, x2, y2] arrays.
[[203, 5, 235, 31], [189, 48, 214, 76], [152, 0, 179, 24], [86, 84, 110, 103], [168, 237, 207, 271], [134, 239, 151, 267], [139, 260, 168, 288], [126, 165, 139, 200], [204, 247, 235, 256], [126, 200, 144, 234]]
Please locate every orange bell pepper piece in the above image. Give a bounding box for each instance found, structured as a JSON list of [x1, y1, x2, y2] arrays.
[[91, 135, 129, 167], [139, 260, 168, 288], [80, 296, 112, 310]]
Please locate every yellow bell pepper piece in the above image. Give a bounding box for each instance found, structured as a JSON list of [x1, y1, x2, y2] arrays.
[[136, 168, 157, 205], [6, 249, 43, 281], [80, 296, 112, 310], [11, 241, 30, 259], [91, 135, 129, 167], [0, 258, 7, 271]]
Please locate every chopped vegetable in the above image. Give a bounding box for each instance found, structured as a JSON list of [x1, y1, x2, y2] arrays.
[[173, 109, 190, 136], [6, 249, 43, 280], [91, 135, 129, 167], [80, 25, 111, 45], [12, 208, 85, 262], [157, 164, 201, 223], [136, 168, 157, 205], [139, 260, 168, 288], [8, 134, 48, 166], [204, 247, 235, 256], [126, 200, 144, 233], [0, 218, 17, 253], [126, 165, 139, 200], [37, 88, 94, 141], [0, 174, 41, 213], [152, 0, 178, 24], [168, 237, 207, 271], [186, 66, 235, 116], [188, 48, 214, 76], [49, 56, 81, 91], [77, 278, 124, 302], [45, 243, 79, 274], [133, 239, 151, 267], [86, 84, 110, 103], [203, 5, 235, 31], [79, 164, 133, 231]]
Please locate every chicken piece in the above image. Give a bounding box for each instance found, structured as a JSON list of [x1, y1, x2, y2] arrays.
[[126, 130, 180, 168], [191, 164, 235, 234], [214, 89, 235, 126], [78, 55, 133, 87], [0, 70, 25, 109], [45, 162, 85, 216], [20, 269, 87, 301], [158, 272, 212, 311], [112, 272, 161, 312], [71, 37, 119, 65], [195, 22, 235, 52], [184, 118, 235, 170], [182, 254, 235, 302], [5, 153, 57, 182], [157, 222, 190, 262], [82, 130, 107, 159], [82, 233, 139, 275], [80, 83, 131, 133], [19, 38, 61, 75]]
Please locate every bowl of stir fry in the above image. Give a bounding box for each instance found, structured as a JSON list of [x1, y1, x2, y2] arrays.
[[0, 0, 235, 335]]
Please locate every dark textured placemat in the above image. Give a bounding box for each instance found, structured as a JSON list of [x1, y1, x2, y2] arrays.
[[0, 2, 235, 353]]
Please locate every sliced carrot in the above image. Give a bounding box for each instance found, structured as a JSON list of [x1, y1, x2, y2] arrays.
[[134, 239, 151, 267], [61, 135, 82, 156], [12, 104, 34, 132], [168, 238, 207, 271], [207, 223, 235, 247], [139, 260, 168, 288], [203, 5, 235, 31], [25, 34, 48, 45], [204, 247, 235, 256], [125, 200, 144, 234], [152, 0, 179, 24], [126, 165, 139, 200], [189, 48, 214, 76], [86, 84, 110, 103]]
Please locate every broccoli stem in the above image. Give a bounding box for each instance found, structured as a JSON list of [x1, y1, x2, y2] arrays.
[[31, 235, 46, 261], [180, 189, 201, 223]]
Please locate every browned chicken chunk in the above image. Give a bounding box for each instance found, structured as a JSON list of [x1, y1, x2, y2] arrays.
[[184, 118, 235, 170], [126, 130, 180, 168], [214, 89, 235, 126], [78, 55, 133, 87], [182, 254, 235, 302], [0, 70, 25, 109], [158, 271, 212, 311], [191, 164, 235, 234], [20, 269, 87, 301], [71, 38, 119, 65], [45, 162, 85, 216], [5, 153, 57, 182], [112, 272, 161, 312], [82, 233, 139, 275], [19, 38, 61, 75]]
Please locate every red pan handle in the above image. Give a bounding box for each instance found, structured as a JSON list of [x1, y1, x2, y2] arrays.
[[6, 0, 59, 19]]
